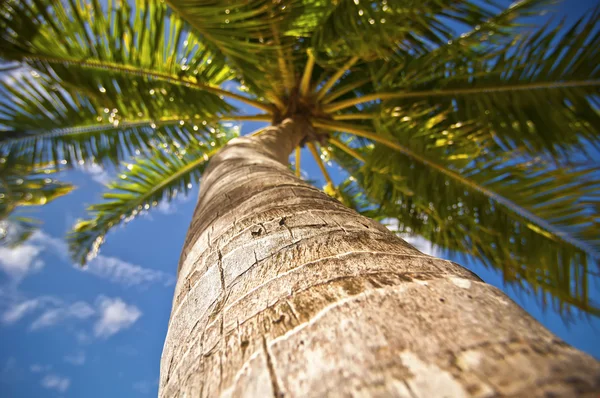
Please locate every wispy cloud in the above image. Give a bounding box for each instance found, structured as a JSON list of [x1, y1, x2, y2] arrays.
[[0, 244, 45, 281], [3, 294, 141, 341], [1, 296, 60, 325], [94, 297, 141, 338], [156, 200, 176, 215], [74, 330, 91, 344], [85, 256, 175, 287], [28, 229, 174, 287], [2, 299, 41, 324], [29, 230, 66, 257], [64, 351, 85, 366], [41, 374, 70, 393], [31, 362, 70, 393], [30, 364, 52, 373], [154, 193, 192, 215], [381, 218, 441, 257], [30, 301, 95, 331], [400, 235, 441, 257], [82, 163, 113, 185]]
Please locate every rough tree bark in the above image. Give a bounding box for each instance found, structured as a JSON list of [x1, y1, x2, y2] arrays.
[[159, 117, 600, 397]]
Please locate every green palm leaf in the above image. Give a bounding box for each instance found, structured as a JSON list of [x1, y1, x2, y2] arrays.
[[69, 125, 236, 264], [325, 11, 600, 158], [321, 118, 600, 316], [0, 71, 234, 166], [310, 0, 519, 58], [0, 0, 271, 112], [164, 0, 310, 98], [0, 152, 74, 245]]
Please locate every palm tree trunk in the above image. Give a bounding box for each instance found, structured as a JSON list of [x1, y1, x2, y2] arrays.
[[159, 117, 600, 397]]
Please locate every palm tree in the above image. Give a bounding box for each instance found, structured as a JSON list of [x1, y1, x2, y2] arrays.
[[1, 0, 600, 395]]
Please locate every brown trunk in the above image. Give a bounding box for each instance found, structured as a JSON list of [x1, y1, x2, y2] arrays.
[[159, 118, 600, 397]]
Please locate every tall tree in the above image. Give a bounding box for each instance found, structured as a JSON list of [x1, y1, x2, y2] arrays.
[[1, 0, 599, 395]]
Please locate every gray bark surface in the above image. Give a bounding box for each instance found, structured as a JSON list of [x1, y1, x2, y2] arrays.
[[159, 118, 600, 397]]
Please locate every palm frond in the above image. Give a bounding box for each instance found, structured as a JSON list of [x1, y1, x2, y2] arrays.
[[316, 118, 599, 255], [325, 11, 600, 158], [319, 118, 600, 316], [0, 152, 74, 245], [0, 0, 272, 112], [68, 125, 236, 264], [164, 0, 311, 101], [0, 217, 39, 247], [0, 70, 234, 166], [310, 0, 547, 59], [313, 0, 547, 109]]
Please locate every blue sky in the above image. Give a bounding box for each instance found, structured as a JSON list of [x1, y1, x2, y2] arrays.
[[1, 1, 599, 397]]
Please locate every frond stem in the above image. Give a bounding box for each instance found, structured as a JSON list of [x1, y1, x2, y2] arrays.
[[220, 114, 272, 122], [250, 127, 268, 137], [307, 142, 333, 185], [270, 22, 295, 94], [0, 118, 183, 145], [321, 78, 369, 105], [332, 114, 377, 121], [299, 50, 316, 96], [328, 137, 365, 162], [324, 79, 600, 113], [313, 118, 598, 257], [315, 56, 359, 101], [295, 146, 301, 177], [23, 55, 274, 113]]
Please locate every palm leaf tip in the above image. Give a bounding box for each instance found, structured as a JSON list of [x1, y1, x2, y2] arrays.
[[68, 125, 237, 265]]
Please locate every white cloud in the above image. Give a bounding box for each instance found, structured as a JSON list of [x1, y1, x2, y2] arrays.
[[29, 230, 67, 257], [30, 301, 95, 331], [83, 163, 113, 185], [400, 234, 441, 257], [74, 330, 91, 344], [2, 293, 140, 341], [133, 380, 157, 394], [29, 230, 174, 287], [94, 297, 141, 338], [2, 299, 41, 324], [85, 256, 175, 287], [64, 351, 85, 366], [381, 218, 440, 257], [41, 374, 70, 393], [1, 297, 54, 324], [156, 200, 175, 214], [0, 244, 45, 280], [155, 193, 192, 215], [30, 364, 52, 373]]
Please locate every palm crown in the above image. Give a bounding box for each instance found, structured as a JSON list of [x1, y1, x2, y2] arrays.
[[0, 0, 598, 316]]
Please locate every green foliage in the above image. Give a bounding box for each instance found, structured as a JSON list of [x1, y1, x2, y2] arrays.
[[0, 0, 232, 85], [0, 0, 235, 167], [0, 152, 74, 245], [0, 0, 598, 318], [69, 125, 236, 265], [311, 0, 501, 58], [0, 71, 232, 166], [373, 10, 600, 159]]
